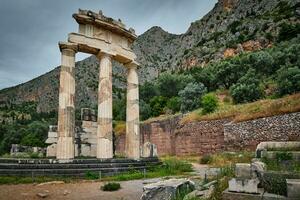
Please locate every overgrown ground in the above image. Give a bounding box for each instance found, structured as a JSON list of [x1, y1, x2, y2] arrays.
[[181, 93, 300, 123]]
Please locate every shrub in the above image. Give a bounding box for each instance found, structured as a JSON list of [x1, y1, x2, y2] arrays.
[[278, 23, 300, 42], [156, 73, 194, 98], [200, 154, 212, 164], [179, 82, 207, 113], [101, 182, 121, 191], [230, 69, 263, 103], [166, 97, 181, 113], [85, 171, 99, 180], [201, 94, 218, 114], [276, 66, 300, 96], [140, 100, 152, 121], [149, 96, 168, 117]]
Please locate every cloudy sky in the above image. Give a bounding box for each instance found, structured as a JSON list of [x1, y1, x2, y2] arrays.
[[0, 0, 217, 90]]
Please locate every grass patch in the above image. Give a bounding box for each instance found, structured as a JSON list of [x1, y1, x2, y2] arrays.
[[104, 158, 193, 182], [101, 182, 121, 191], [201, 151, 254, 168], [182, 93, 300, 123], [114, 121, 126, 136]]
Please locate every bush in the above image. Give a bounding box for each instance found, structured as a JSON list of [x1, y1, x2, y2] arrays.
[[278, 23, 300, 42], [85, 171, 99, 180], [140, 101, 152, 120], [156, 73, 194, 98], [166, 97, 181, 113], [201, 94, 218, 114], [277, 66, 300, 96], [101, 182, 121, 191], [179, 82, 207, 113], [230, 69, 263, 103], [149, 96, 168, 117], [200, 154, 212, 164]]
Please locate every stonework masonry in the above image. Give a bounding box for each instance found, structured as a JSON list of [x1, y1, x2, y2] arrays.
[[224, 112, 300, 151], [138, 112, 300, 156], [47, 111, 300, 157], [55, 9, 141, 160]]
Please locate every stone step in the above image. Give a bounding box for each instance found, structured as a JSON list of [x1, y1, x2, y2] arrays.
[[0, 158, 161, 177], [0, 162, 158, 169], [0, 165, 152, 177], [0, 157, 158, 164]]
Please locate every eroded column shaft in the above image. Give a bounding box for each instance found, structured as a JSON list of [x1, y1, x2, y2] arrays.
[[97, 53, 113, 159], [57, 46, 76, 160], [126, 66, 140, 160]]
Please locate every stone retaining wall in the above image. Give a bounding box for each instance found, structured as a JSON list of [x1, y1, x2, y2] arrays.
[[224, 112, 300, 151], [131, 112, 300, 156]]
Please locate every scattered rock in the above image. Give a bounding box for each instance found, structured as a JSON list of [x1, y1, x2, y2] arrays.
[[37, 181, 64, 186], [141, 178, 195, 200], [184, 185, 215, 200], [37, 192, 49, 198], [63, 190, 71, 196]]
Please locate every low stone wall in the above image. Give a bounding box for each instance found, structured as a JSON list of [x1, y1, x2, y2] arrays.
[[224, 112, 300, 151]]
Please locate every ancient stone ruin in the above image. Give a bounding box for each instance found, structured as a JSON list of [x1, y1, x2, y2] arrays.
[[55, 9, 140, 160]]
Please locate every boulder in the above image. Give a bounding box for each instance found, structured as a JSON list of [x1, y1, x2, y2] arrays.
[[183, 185, 214, 200], [141, 178, 195, 200]]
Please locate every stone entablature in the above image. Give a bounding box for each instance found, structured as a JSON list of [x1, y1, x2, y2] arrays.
[[56, 9, 141, 160]]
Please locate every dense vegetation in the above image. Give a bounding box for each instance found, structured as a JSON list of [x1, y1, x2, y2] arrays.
[[0, 102, 56, 154], [136, 36, 300, 120]]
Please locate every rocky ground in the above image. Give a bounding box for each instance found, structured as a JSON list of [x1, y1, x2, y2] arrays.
[[0, 164, 214, 200], [0, 179, 160, 200]]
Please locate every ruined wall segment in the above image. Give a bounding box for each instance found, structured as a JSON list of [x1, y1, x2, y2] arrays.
[[224, 112, 300, 151]]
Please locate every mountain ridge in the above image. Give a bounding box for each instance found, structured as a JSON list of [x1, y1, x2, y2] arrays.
[[1, 0, 299, 112]]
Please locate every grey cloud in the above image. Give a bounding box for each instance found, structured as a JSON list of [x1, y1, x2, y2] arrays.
[[0, 0, 217, 89]]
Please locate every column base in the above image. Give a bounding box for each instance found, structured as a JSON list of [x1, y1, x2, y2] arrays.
[[56, 137, 75, 160], [97, 138, 113, 159]]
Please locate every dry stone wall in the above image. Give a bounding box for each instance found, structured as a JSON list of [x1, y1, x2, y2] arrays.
[[224, 112, 300, 151]]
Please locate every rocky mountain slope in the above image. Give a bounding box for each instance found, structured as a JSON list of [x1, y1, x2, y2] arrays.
[[0, 0, 299, 112]]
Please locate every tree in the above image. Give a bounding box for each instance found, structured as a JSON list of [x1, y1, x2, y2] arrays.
[[201, 94, 218, 114], [179, 82, 207, 113], [140, 100, 152, 120], [248, 51, 274, 75], [166, 97, 181, 113], [139, 81, 159, 103], [277, 66, 300, 96], [230, 69, 263, 103], [214, 61, 248, 89], [156, 73, 194, 98], [149, 96, 168, 117]]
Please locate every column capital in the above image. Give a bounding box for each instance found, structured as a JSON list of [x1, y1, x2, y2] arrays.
[[125, 60, 140, 69], [59, 42, 78, 53], [96, 51, 116, 59]]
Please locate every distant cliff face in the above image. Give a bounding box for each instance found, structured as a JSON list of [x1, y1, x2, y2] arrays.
[[0, 0, 299, 112]]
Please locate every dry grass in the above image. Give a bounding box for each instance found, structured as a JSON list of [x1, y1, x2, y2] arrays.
[[114, 121, 126, 136], [205, 151, 254, 168], [181, 93, 300, 124]]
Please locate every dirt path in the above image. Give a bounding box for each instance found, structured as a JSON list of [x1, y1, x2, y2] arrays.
[[0, 178, 161, 200]]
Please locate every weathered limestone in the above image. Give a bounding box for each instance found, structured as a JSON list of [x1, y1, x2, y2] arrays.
[[228, 163, 259, 194], [55, 9, 140, 160], [56, 42, 78, 160], [126, 64, 140, 160], [286, 179, 300, 198], [97, 53, 113, 159], [141, 178, 195, 200]]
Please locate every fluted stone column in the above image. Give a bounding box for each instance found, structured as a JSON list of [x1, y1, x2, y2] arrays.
[[126, 64, 140, 160], [97, 53, 113, 159], [56, 42, 77, 160]]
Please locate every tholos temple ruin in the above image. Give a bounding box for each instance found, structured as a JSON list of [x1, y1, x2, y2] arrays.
[[52, 9, 141, 160]]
